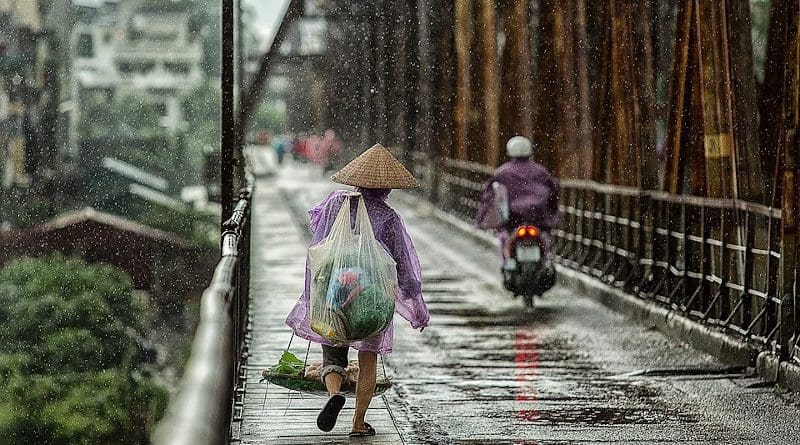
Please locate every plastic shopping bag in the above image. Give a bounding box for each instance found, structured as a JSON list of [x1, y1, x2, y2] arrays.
[[308, 192, 398, 344]]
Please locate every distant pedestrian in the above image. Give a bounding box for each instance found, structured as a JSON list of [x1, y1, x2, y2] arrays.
[[273, 135, 287, 165], [292, 135, 308, 162], [285, 143, 430, 437], [307, 134, 323, 175]]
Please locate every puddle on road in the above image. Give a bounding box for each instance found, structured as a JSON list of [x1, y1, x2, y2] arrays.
[[432, 310, 559, 329], [517, 405, 695, 425]]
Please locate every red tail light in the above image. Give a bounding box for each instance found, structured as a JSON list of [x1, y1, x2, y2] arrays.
[[515, 225, 539, 239]]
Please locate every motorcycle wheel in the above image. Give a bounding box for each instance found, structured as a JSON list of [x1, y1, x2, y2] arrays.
[[522, 293, 534, 308], [517, 263, 538, 308]]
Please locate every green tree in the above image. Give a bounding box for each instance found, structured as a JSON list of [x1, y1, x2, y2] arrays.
[[251, 101, 287, 135], [78, 94, 165, 140], [0, 255, 168, 445], [182, 80, 220, 173]]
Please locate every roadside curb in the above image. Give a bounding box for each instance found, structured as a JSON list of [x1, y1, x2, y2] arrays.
[[756, 352, 800, 391], [396, 191, 758, 368]]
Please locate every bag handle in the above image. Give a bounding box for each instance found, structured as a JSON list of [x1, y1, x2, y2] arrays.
[[328, 192, 378, 239], [354, 193, 377, 240], [328, 192, 354, 238]]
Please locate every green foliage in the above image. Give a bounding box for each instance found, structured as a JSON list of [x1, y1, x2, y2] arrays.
[[251, 102, 287, 135], [78, 94, 166, 141], [185, 0, 221, 77], [0, 255, 168, 445], [182, 80, 220, 172], [130, 199, 217, 248], [78, 93, 189, 183], [268, 351, 305, 376], [0, 188, 64, 229]]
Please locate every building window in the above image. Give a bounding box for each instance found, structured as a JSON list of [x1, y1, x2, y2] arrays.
[[148, 88, 177, 97], [77, 34, 94, 58], [117, 60, 155, 74], [154, 102, 167, 117], [164, 62, 190, 75]]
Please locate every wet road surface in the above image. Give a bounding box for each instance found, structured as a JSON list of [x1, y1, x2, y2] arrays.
[[243, 152, 800, 444]]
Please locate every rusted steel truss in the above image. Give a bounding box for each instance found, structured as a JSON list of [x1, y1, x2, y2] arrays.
[[591, 0, 658, 189], [762, 0, 800, 358], [664, 0, 764, 201]]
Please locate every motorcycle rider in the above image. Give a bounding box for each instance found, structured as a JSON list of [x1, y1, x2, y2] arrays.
[[476, 136, 561, 276]]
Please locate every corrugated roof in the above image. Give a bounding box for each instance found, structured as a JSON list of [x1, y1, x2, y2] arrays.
[[29, 206, 193, 248]]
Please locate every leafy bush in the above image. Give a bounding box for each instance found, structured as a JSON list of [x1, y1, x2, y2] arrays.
[[0, 255, 168, 445]]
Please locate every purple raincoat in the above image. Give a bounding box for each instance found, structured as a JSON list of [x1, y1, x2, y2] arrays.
[[476, 158, 562, 236], [286, 188, 429, 354]]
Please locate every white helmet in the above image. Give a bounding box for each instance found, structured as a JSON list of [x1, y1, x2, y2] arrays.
[[506, 136, 532, 158]]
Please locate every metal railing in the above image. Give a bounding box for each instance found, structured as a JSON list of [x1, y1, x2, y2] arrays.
[[410, 153, 494, 221], [152, 184, 253, 445], [420, 158, 797, 359], [551, 180, 786, 352]]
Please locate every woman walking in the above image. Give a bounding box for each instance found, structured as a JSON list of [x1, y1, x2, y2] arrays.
[[285, 143, 430, 437]]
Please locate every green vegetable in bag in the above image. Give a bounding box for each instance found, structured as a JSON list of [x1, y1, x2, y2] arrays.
[[343, 286, 395, 340]]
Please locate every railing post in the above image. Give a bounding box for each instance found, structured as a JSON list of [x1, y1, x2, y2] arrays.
[[740, 210, 755, 334], [221, 0, 236, 222], [429, 156, 442, 206], [631, 190, 649, 294], [780, 228, 797, 360]]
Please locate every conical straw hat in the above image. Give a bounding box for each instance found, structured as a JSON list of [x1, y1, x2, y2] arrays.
[[331, 144, 419, 189]]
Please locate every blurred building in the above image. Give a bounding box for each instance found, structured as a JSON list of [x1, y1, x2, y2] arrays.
[[252, 1, 326, 137], [0, 0, 45, 188], [70, 0, 203, 142], [0, 206, 215, 301]]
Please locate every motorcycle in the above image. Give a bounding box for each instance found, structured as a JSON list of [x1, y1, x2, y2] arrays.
[[501, 224, 556, 307]]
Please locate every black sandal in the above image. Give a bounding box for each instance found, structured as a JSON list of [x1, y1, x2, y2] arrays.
[[349, 422, 376, 437], [316, 394, 345, 432]]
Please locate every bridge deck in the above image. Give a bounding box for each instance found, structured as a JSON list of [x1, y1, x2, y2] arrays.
[[234, 157, 404, 444], [229, 151, 800, 444]]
